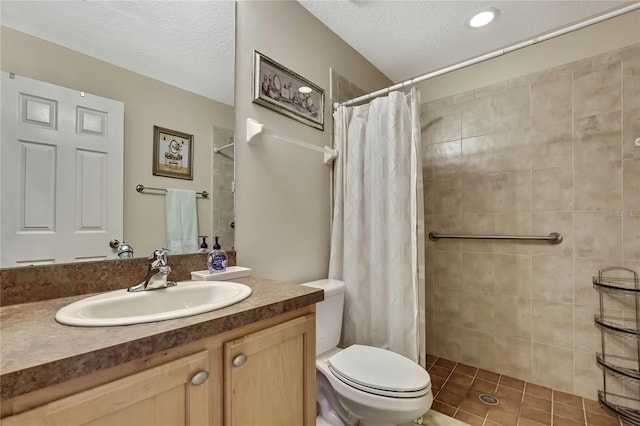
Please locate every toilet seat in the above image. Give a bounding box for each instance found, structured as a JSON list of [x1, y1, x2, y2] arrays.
[[327, 345, 431, 398]]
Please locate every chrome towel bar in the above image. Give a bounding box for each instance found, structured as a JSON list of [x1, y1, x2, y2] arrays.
[[135, 184, 209, 199], [428, 232, 563, 244]]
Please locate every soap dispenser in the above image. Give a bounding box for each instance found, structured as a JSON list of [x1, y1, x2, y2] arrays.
[[207, 236, 228, 273], [198, 236, 208, 253]]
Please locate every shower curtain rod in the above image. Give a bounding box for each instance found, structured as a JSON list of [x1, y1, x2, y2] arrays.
[[333, 2, 640, 110]]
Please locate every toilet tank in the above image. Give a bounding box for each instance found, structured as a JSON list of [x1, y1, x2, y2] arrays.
[[301, 279, 345, 355]]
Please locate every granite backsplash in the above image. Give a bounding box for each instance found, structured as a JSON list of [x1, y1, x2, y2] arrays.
[[0, 251, 237, 306]]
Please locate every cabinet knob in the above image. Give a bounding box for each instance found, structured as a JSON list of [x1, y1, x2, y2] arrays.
[[232, 354, 247, 367], [190, 371, 209, 386]]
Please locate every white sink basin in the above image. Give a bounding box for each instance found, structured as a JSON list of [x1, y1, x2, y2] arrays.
[[55, 281, 252, 327]]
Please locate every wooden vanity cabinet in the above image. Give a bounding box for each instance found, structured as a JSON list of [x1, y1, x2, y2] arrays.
[[1, 351, 211, 426], [224, 314, 316, 426], [1, 308, 316, 426]]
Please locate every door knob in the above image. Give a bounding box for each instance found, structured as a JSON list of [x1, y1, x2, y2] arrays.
[[232, 354, 247, 367]]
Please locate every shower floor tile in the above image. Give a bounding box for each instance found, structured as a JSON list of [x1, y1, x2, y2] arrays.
[[426, 354, 626, 426]]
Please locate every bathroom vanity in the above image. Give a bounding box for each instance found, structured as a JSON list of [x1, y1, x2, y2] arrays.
[[0, 276, 322, 425]]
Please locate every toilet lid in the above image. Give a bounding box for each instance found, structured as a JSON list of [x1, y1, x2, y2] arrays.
[[328, 345, 431, 398]]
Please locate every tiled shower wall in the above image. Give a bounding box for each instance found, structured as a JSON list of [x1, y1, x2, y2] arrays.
[[212, 125, 235, 250], [422, 43, 640, 399]]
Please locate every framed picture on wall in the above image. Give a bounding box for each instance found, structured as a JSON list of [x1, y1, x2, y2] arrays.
[[152, 126, 194, 180], [252, 50, 325, 131]]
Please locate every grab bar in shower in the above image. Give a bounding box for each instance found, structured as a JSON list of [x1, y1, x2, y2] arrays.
[[429, 232, 563, 244]]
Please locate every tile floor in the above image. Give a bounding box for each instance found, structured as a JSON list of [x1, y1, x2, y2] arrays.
[[426, 355, 626, 426]]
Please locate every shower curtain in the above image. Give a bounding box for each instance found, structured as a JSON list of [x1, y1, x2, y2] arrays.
[[329, 88, 426, 366]]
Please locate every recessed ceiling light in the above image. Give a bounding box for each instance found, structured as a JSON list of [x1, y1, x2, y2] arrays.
[[469, 9, 496, 28], [298, 86, 313, 94]]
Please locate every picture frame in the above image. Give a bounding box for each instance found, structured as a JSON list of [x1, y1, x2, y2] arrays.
[[152, 126, 194, 180], [252, 50, 325, 131]]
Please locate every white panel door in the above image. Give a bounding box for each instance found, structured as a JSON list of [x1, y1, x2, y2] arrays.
[[1, 72, 124, 266]]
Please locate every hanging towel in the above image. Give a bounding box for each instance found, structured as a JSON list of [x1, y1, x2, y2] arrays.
[[165, 189, 198, 254]]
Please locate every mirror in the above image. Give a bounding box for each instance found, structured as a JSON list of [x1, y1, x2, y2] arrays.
[[0, 1, 236, 266]]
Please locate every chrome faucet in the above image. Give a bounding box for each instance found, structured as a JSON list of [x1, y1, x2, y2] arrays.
[[127, 249, 177, 292]]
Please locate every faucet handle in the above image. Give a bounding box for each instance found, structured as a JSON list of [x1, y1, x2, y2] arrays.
[[148, 248, 169, 266]]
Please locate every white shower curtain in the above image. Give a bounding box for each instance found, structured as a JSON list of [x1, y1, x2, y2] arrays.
[[329, 88, 426, 366]]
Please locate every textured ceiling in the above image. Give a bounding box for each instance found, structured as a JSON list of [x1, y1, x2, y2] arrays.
[[1, 1, 634, 107], [0, 1, 236, 106], [299, 0, 630, 84]]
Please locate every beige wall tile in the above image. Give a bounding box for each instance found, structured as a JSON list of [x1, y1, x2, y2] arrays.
[[494, 253, 532, 298], [494, 213, 532, 255], [462, 134, 494, 175], [462, 328, 497, 372], [531, 75, 572, 125], [494, 84, 531, 131], [425, 243, 434, 286], [425, 319, 434, 355], [422, 141, 434, 165], [532, 300, 574, 348], [574, 111, 622, 165], [531, 343, 574, 393], [493, 171, 532, 213], [592, 44, 640, 66], [462, 252, 495, 293], [494, 128, 532, 172], [461, 214, 494, 253], [532, 211, 573, 257], [532, 166, 573, 212], [422, 43, 639, 395], [532, 255, 573, 303], [574, 211, 623, 259], [574, 258, 622, 308], [433, 140, 462, 178], [574, 305, 601, 353], [433, 177, 462, 214], [622, 51, 640, 111], [532, 57, 592, 83], [424, 181, 435, 215], [432, 214, 463, 251], [475, 81, 508, 99], [421, 110, 436, 146], [434, 250, 463, 287], [462, 174, 495, 213], [574, 161, 622, 212], [623, 107, 640, 159], [425, 283, 434, 316], [462, 96, 493, 138], [433, 324, 462, 362], [495, 295, 531, 340], [462, 290, 495, 333], [624, 158, 640, 209], [573, 61, 622, 119], [532, 120, 573, 169], [624, 215, 640, 260], [573, 351, 601, 399], [495, 336, 532, 382], [434, 287, 462, 326], [433, 105, 462, 143]]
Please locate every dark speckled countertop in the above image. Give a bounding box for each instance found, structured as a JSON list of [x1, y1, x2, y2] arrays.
[[0, 277, 323, 401]]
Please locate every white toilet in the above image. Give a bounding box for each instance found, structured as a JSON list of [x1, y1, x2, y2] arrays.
[[302, 279, 433, 426]]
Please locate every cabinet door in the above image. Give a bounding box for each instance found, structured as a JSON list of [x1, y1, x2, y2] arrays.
[[224, 314, 316, 426], [2, 350, 210, 426]]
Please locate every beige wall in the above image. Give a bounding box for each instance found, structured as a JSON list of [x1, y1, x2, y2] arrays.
[[234, 1, 390, 283], [1, 27, 235, 257], [422, 11, 639, 400]]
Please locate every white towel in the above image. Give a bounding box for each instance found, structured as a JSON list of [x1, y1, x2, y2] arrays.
[[165, 189, 198, 254]]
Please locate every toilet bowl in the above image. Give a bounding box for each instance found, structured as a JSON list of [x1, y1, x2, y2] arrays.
[[302, 279, 432, 426]]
